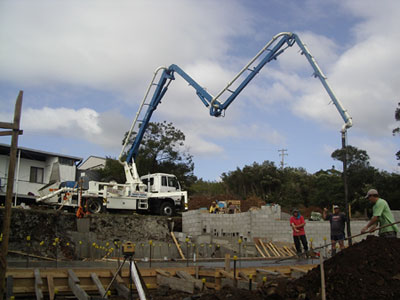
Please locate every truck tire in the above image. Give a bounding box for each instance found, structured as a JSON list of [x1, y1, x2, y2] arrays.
[[86, 198, 103, 214], [159, 201, 175, 217]]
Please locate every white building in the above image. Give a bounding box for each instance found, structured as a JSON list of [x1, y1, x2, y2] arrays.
[[78, 156, 106, 171], [0, 143, 82, 201]]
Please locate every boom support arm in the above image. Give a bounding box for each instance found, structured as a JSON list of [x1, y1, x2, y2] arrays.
[[123, 32, 352, 177]]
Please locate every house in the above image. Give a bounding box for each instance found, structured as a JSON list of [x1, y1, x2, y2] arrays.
[[0, 143, 82, 202], [78, 156, 106, 171]]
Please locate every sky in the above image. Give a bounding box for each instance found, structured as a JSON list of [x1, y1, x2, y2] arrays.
[[1, 0, 399, 181]]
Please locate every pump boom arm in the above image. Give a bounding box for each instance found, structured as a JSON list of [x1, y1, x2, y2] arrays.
[[121, 32, 352, 182]]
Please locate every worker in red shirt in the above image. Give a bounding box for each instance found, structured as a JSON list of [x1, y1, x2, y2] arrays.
[[290, 208, 308, 256]]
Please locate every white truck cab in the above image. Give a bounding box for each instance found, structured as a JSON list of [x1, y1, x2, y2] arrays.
[[140, 173, 187, 215]]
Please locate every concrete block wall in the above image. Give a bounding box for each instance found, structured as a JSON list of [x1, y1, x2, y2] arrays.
[[182, 206, 393, 248]]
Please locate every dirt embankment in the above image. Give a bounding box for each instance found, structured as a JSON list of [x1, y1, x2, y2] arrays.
[[148, 236, 400, 300]]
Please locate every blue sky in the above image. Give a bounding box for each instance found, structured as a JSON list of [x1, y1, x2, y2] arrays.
[[1, 0, 399, 181]]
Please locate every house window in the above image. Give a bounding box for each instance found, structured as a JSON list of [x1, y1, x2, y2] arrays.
[[59, 157, 74, 166], [30, 167, 44, 183]]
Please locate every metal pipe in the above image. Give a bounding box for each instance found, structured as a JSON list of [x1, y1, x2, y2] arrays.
[[130, 260, 147, 300], [211, 32, 292, 107], [119, 66, 167, 163]]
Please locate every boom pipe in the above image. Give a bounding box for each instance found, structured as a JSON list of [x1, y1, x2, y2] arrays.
[[119, 66, 167, 164], [125, 32, 352, 164], [292, 34, 353, 132], [211, 32, 294, 115]]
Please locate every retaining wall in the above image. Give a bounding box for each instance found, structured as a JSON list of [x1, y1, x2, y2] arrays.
[[183, 207, 400, 248]]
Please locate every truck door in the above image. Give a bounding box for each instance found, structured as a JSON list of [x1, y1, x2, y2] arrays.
[[159, 175, 179, 193]]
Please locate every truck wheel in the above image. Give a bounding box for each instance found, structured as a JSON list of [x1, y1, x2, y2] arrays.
[[87, 198, 103, 214], [159, 202, 175, 217]]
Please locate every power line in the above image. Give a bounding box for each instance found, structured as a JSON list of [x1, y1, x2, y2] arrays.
[[278, 149, 288, 169]]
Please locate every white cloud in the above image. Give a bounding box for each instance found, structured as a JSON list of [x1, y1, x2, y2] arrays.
[[19, 107, 130, 152], [352, 136, 399, 172], [22, 107, 101, 134], [0, 0, 251, 98]]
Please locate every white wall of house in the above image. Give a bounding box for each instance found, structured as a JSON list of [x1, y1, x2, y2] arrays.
[[0, 155, 9, 192], [0, 153, 79, 197], [78, 156, 106, 171]]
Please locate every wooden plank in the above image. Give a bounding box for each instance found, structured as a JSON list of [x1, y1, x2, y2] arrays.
[[219, 270, 234, 280], [224, 254, 231, 272], [155, 269, 171, 277], [47, 274, 55, 300], [68, 269, 89, 300], [90, 273, 106, 297], [176, 271, 203, 290], [34, 269, 43, 300], [111, 271, 130, 299], [286, 246, 297, 256], [170, 232, 185, 259], [6, 275, 13, 300], [290, 267, 308, 274], [8, 250, 57, 261], [256, 269, 280, 276], [275, 246, 287, 257], [268, 242, 281, 257], [282, 246, 292, 256], [258, 239, 271, 258], [0, 121, 17, 129], [238, 271, 248, 281], [265, 242, 277, 257], [157, 275, 194, 294], [254, 243, 266, 258]]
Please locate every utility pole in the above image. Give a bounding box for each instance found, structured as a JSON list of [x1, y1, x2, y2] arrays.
[[342, 131, 352, 245], [278, 149, 288, 169], [0, 91, 23, 300]]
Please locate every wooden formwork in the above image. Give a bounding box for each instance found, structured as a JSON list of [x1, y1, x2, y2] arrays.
[[6, 263, 316, 299]]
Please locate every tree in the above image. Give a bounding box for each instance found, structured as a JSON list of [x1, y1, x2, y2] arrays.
[[331, 145, 379, 213], [96, 157, 125, 183], [393, 102, 400, 164], [331, 145, 370, 168], [126, 121, 196, 189], [309, 168, 343, 207]]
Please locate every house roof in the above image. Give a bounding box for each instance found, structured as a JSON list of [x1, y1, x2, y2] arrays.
[[78, 155, 107, 170], [0, 143, 83, 162]]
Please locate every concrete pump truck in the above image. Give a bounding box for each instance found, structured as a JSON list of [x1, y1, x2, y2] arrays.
[[36, 32, 352, 216]]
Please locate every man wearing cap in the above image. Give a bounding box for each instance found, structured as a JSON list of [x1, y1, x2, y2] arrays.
[[323, 205, 346, 255], [361, 189, 398, 237]]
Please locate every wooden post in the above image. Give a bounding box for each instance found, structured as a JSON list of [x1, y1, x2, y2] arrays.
[[34, 269, 44, 300], [224, 254, 231, 272], [47, 274, 55, 300], [320, 254, 326, 300], [0, 91, 23, 300]]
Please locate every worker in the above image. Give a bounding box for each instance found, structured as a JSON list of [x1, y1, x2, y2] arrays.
[[209, 201, 218, 214], [361, 189, 398, 237], [290, 208, 308, 256], [228, 202, 237, 214], [216, 200, 225, 213], [323, 205, 346, 255]]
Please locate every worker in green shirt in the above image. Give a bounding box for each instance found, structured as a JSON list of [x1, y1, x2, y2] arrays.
[[361, 189, 398, 238]]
